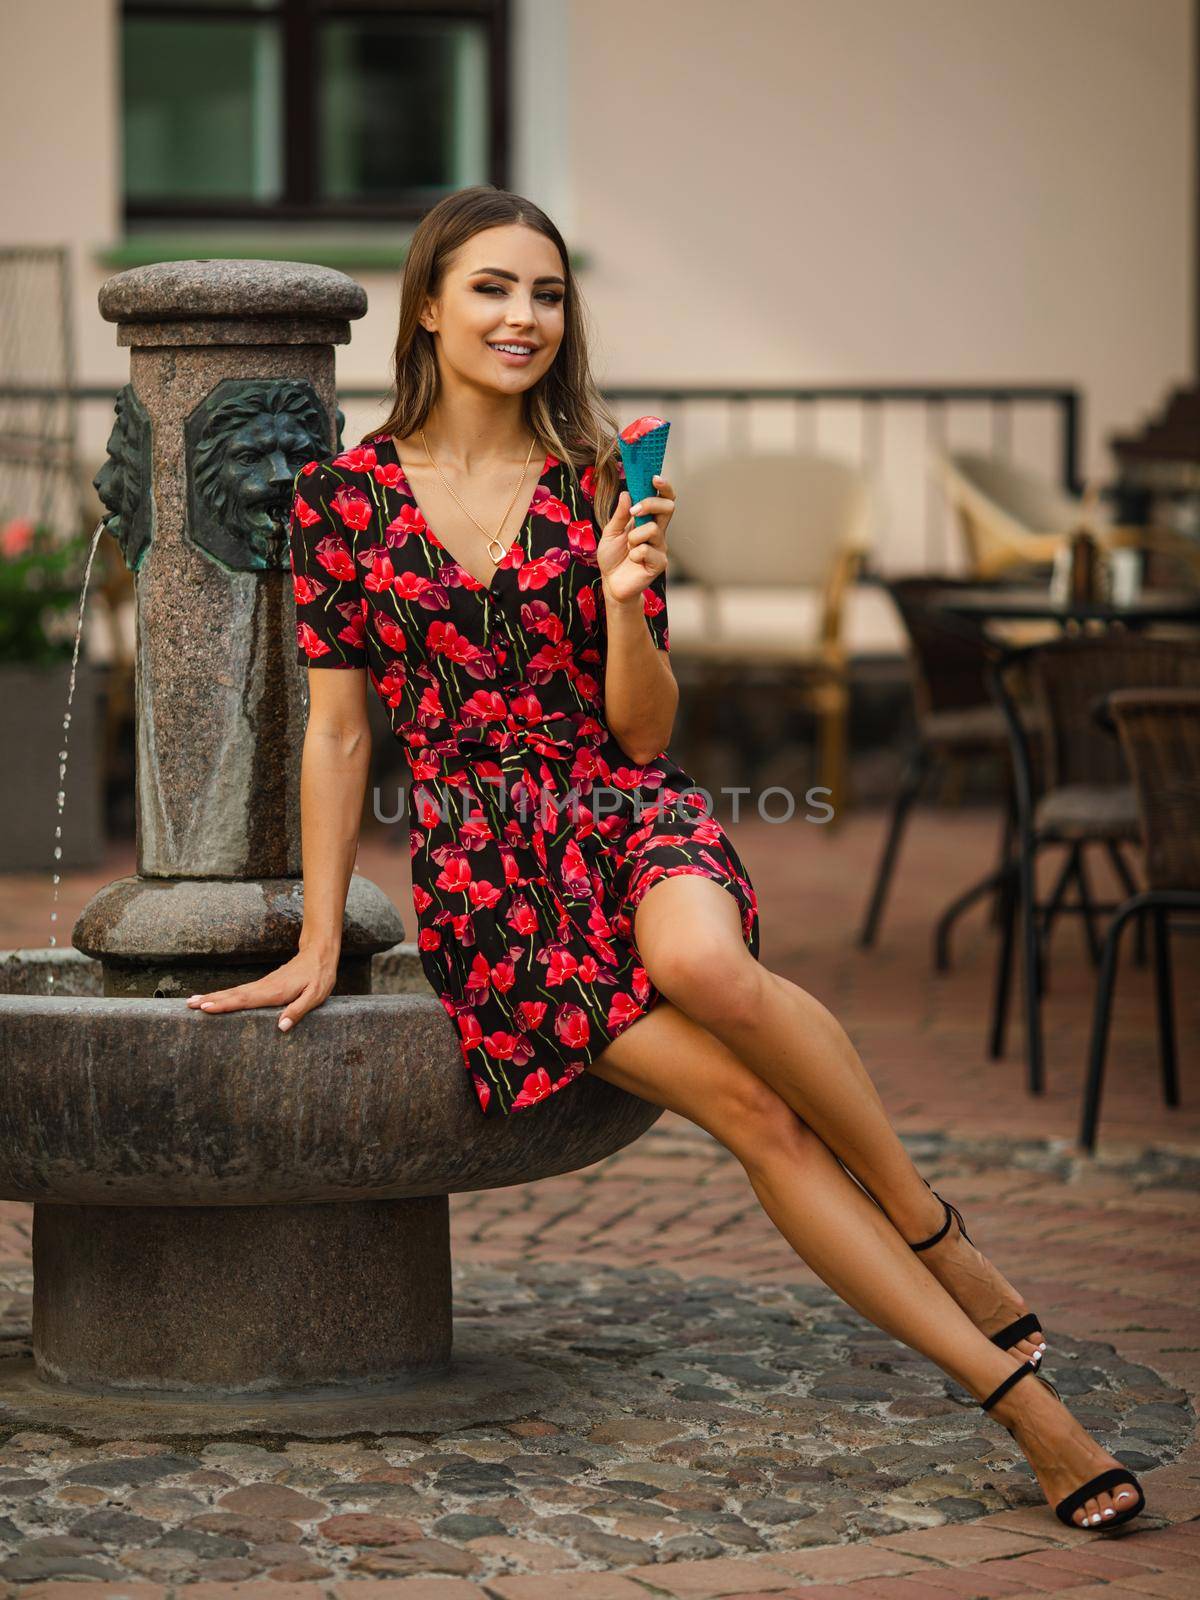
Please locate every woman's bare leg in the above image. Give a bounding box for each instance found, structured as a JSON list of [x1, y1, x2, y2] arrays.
[[634, 876, 1045, 1359], [589, 994, 1140, 1527]]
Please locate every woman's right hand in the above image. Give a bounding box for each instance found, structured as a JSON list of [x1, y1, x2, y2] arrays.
[[185, 947, 338, 1031]]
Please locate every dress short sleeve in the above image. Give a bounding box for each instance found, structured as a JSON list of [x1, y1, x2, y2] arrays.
[[289, 460, 368, 670]]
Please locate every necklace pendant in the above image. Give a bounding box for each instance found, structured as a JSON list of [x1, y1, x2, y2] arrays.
[[485, 535, 508, 565]]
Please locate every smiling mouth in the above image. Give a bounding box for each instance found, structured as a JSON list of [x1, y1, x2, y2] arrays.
[[488, 342, 538, 356]]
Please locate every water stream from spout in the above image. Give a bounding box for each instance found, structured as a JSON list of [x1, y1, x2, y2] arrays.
[[45, 521, 109, 992]]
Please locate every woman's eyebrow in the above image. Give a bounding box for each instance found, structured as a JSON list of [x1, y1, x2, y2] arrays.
[[468, 267, 566, 286]]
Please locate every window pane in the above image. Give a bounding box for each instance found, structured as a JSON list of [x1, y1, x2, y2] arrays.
[[124, 19, 283, 202], [319, 18, 489, 201]]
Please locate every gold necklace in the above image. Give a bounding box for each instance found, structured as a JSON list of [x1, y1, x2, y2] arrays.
[[419, 428, 539, 566]]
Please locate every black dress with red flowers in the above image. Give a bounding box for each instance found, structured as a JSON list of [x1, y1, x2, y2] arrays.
[[289, 428, 761, 1117]]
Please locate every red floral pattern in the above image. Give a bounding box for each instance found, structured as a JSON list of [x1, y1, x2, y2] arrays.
[[289, 430, 761, 1117]]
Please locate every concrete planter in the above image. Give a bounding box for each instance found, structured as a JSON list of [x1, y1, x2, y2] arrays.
[[0, 659, 105, 874]]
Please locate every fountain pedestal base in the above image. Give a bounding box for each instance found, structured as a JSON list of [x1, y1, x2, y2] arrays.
[[32, 1196, 452, 1394]]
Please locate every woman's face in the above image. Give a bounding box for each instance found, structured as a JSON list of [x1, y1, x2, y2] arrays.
[[421, 223, 566, 398]]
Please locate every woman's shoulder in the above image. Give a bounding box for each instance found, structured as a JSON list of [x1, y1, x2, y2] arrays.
[[292, 434, 394, 495]]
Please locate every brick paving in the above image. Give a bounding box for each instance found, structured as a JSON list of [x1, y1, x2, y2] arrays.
[[0, 805, 1197, 1596]]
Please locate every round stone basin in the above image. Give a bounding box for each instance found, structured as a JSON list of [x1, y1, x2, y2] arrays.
[[0, 991, 658, 1204], [0, 954, 661, 1398]]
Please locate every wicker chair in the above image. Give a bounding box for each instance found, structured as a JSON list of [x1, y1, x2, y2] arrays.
[[858, 576, 1023, 962], [937, 452, 1087, 580], [938, 451, 1200, 597], [987, 633, 1200, 1093], [665, 451, 872, 821], [1079, 689, 1200, 1151]]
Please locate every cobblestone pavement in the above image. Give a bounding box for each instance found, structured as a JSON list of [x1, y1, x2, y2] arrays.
[[1, 809, 1197, 1596]]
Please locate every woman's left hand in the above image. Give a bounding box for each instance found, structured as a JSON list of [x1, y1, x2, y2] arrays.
[[597, 473, 675, 607]]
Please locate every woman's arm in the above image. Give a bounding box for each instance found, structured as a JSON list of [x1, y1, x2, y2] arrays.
[[603, 589, 678, 763], [297, 670, 373, 974], [599, 474, 679, 765], [184, 670, 371, 1027]]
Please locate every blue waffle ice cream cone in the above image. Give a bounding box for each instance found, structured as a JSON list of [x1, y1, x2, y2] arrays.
[[618, 417, 671, 528]]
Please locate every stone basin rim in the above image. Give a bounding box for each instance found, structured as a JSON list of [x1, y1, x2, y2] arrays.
[[0, 992, 663, 1205]]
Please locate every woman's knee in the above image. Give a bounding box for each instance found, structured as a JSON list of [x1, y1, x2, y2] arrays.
[[644, 937, 766, 1032]]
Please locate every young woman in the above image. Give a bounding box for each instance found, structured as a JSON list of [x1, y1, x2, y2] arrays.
[[188, 186, 1144, 1534]]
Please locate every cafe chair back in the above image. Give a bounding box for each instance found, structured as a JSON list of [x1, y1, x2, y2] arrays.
[[1080, 688, 1200, 1150], [937, 451, 1087, 581], [985, 633, 1200, 1098], [858, 576, 1020, 956], [667, 450, 874, 820]]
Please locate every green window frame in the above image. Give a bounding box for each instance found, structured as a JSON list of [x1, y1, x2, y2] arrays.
[[122, 0, 510, 224]]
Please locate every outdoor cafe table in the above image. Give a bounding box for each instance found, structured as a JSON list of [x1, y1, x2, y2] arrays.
[[921, 584, 1200, 629]]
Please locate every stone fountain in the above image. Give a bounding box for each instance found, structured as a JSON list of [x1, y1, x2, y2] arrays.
[[0, 260, 660, 1437]]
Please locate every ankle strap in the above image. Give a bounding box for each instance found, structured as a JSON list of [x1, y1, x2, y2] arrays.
[[980, 1357, 1039, 1413], [911, 1190, 966, 1251]]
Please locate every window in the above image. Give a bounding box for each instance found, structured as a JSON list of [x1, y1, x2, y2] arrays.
[[122, 0, 509, 224]]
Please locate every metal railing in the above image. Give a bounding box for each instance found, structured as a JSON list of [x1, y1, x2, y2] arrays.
[[1, 380, 1081, 570]]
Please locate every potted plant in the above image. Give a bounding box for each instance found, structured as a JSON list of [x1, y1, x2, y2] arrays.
[[0, 517, 106, 874]]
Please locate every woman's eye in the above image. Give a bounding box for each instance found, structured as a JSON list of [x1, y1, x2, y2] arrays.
[[476, 284, 562, 304]]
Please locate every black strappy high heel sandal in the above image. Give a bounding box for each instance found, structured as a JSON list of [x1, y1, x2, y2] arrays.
[[979, 1357, 1146, 1530], [909, 1182, 1047, 1357]]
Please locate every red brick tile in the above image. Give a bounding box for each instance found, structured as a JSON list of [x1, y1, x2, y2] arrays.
[[979, 1555, 1097, 1592], [910, 1567, 1048, 1597], [1118, 1575, 1200, 1599], [617, 1558, 800, 1596], [17, 1588, 171, 1600], [756, 1550, 934, 1583], [329, 1583, 486, 1600], [482, 1575, 662, 1600], [839, 1582, 981, 1600], [1023, 1549, 1161, 1581], [874, 1529, 1050, 1563]]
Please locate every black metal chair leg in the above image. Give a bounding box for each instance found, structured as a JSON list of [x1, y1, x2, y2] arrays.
[[1072, 845, 1104, 967], [934, 862, 1006, 972], [1106, 840, 1148, 967], [1153, 906, 1179, 1107], [1039, 842, 1079, 956], [1018, 826, 1045, 1094], [858, 744, 930, 948], [989, 857, 1017, 1059], [1080, 894, 1144, 1152], [990, 792, 1017, 928]]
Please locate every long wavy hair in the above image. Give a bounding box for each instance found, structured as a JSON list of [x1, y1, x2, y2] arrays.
[[366, 186, 625, 528]]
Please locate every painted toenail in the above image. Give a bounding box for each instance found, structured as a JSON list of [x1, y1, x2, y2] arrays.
[[1103, 1508, 1114, 1517]]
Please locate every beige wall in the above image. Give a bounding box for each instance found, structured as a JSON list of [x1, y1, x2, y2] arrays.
[[1, 0, 1193, 633], [2, 0, 119, 387], [568, 0, 1193, 474]]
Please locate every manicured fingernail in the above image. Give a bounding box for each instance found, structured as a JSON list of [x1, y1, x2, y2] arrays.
[[279, 1017, 292, 1031]]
